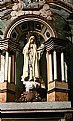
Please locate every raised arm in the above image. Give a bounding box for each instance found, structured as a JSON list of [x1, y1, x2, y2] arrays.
[[37, 43, 45, 60]]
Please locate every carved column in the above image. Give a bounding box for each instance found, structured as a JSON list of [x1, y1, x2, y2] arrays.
[[46, 51, 49, 102], [11, 55, 15, 83], [49, 52, 53, 82], [14, 53, 16, 85], [46, 51, 49, 83], [0, 54, 4, 83], [46, 50, 53, 83], [7, 53, 16, 102], [4, 51, 9, 81], [65, 62, 68, 83], [8, 56, 11, 83], [47, 50, 53, 101], [61, 51, 65, 81], [53, 50, 57, 80]]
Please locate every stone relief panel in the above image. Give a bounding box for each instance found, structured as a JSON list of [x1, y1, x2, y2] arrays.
[[10, 1, 52, 20], [0, 0, 52, 21]]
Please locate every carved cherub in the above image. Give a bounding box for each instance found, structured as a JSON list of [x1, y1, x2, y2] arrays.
[[0, 0, 26, 20], [11, 0, 26, 20], [40, 4, 52, 20]]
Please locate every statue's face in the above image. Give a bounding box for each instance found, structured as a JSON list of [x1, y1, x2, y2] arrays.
[[30, 36, 35, 44]]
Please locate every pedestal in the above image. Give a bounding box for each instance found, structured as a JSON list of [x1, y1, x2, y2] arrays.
[[0, 102, 72, 121], [47, 81, 68, 101], [0, 82, 16, 102]]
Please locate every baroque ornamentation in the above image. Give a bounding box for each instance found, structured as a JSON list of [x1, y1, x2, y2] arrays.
[[0, 0, 52, 21], [11, 0, 52, 20]]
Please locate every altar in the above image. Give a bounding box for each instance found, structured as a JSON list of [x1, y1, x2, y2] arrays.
[[0, 102, 72, 121]]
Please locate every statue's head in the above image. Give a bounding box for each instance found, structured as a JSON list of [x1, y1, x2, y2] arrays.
[[29, 36, 35, 44]]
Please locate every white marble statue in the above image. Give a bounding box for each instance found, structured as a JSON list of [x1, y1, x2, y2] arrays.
[[22, 36, 40, 81], [21, 35, 45, 92]]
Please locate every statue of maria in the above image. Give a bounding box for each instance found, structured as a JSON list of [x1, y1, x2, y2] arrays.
[[21, 35, 44, 92], [22, 36, 40, 81]]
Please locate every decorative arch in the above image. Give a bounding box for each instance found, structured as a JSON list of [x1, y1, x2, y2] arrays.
[[4, 15, 57, 42]]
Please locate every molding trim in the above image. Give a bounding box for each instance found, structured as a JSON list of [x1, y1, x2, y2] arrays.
[[4, 15, 57, 39], [0, 89, 16, 94], [47, 88, 69, 94]]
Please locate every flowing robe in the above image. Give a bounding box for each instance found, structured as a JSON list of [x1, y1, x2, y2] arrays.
[[23, 41, 39, 81]]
